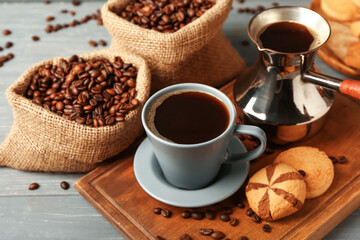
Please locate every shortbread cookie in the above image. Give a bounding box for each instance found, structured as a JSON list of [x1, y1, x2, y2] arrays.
[[353, 0, 360, 8], [344, 41, 360, 69], [274, 146, 334, 199], [245, 163, 306, 221], [321, 0, 360, 22], [351, 21, 360, 37]]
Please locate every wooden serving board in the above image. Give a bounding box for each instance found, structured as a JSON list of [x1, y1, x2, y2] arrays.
[[74, 80, 360, 240]]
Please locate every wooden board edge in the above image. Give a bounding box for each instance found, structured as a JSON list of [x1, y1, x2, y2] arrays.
[[281, 174, 360, 240], [74, 179, 149, 240]]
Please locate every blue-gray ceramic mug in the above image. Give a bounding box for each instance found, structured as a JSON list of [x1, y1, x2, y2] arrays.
[[142, 83, 266, 190]]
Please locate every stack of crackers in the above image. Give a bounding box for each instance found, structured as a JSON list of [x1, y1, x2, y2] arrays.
[[319, 0, 360, 71]]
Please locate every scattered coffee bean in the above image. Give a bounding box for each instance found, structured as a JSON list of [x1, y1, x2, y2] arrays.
[[329, 156, 337, 164], [298, 170, 306, 177], [32, 35, 40, 41], [239, 236, 249, 240], [230, 217, 239, 226], [181, 210, 191, 219], [200, 229, 213, 236], [219, 213, 230, 222], [272, 2, 279, 6], [191, 211, 204, 220], [211, 231, 225, 240], [161, 209, 171, 218], [7, 53, 14, 59], [99, 40, 107, 46], [153, 207, 162, 214], [222, 207, 233, 215], [25, 55, 139, 127], [265, 147, 275, 154], [46, 16, 55, 22], [337, 155, 348, 164], [237, 8, 244, 13], [205, 209, 216, 220], [246, 208, 254, 216], [238, 0, 244, 3], [70, 11, 76, 16], [29, 182, 40, 190], [117, 0, 215, 33], [89, 40, 98, 47], [60, 181, 70, 190], [262, 224, 271, 232], [44, 0, 50, 4], [179, 233, 192, 240], [257, 5, 265, 11], [251, 213, 261, 223], [0, 47, 2, 51], [237, 202, 245, 208], [61, 9, 68, 13], [72, 0, 81, 6], [5, 42, 13, 49], [3, 29, 11, 36], [156, 236, 166, 240]]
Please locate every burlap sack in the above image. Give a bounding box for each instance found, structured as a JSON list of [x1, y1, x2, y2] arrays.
[[0, 49, 151, 172], [102, 0, 246, 92]]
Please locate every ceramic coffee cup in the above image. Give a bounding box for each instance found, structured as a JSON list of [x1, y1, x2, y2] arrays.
[[142, 83, 266, 190]]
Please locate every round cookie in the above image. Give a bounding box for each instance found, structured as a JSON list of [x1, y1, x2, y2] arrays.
[[245, 163, 306, 221], [274, 146, 334, 199]]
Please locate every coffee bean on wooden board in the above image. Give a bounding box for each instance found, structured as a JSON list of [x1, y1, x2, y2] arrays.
[[25, 55, 139, 127], [211, 231, 225, 240], [239, 236, 249, 240], [262, 224, 271, 232], [205, 209, 216, 220], [156, 236, 166, 240], [60, 181, 70, 190], [246, 208, 254, 216], [298, 170, 306, 177], [337, 155, 348, 164], [199, 229, 213, 236], [161, 209, 171, 218], [251, 213, 262, 223], [237, 202, 245, 208], [179, 233, 192, 240], [153, 207, 162, 214], [329, 156, 337, 164], [181, 210, 191, 219], [222, 207, 233, 215], [219, 213, 230, 222], [28, 182, 40, 190], [230, 217, 239, 226], [191, 211, 204, 220]]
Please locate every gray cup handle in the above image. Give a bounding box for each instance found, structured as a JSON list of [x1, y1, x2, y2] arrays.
[[224, 125, 267, 163]]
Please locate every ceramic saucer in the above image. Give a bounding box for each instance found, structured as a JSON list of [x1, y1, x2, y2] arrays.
[[133, 136, 250, 208]]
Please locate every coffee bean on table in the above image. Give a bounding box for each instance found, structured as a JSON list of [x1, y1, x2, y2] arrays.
[[191, 211, 204, 220], [153, 207, 162, 214], [89, 40, 98, 47], [44, 0, 50, 4], [5, 42, 13, 48], [32, 36, 40, 41], [0, 47, 3, 51], [205, 209, 216, 220], [222, 207, 233, 215], [60, 181, 70, 190], [237, 202, 245, 208], [70, 10, 76, 16], [29, 182, 40, 190], [61, 9, 68, 13], [337, 155, 348, 164], [161, 209, 171, 218], [7, 53, 14, 59], [239, 236, 249, 240], [72, 0, 81, 6], [199, 229, 213, 236], [246, 208, 254, 216], [329, 156, 337, 164], [251, 213, 262, 223], [3, 29, 11, 36], [181, 210, 191, 219], [230, 217, 239, 226], [262, 224, 271, 232], [179, 233, 192, 240], [298, 170, 306, 177], [211, 231, 225, 240], [156, 236, 166, 240], [46, 16, 55, 22], [99, 40, 107, 46], [219, 213, 230, 222]]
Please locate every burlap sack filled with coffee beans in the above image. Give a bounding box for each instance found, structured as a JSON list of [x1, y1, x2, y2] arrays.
[[0, 50, 151, 172], [102, 0, 246, 92]]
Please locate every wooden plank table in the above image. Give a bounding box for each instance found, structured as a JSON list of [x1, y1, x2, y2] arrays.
[[0, 0, 359, 239]]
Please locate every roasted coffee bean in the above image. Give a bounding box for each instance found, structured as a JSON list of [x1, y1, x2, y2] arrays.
[[191, 211, 204, 220], [265, 147, 275, 154], [222, 207, 233, 215], [199, 229, 213, 236], [156, 236, 166, 240], [205, 209, 216, 220], [99, 40, 107, 46], [298, 170, 306, 177], [337, 155, 348, 164], [329, 156, 337, 164], [32, 35, 40, 41], [246, 208, 254, 216], [237, 201, 245, 208], [60, 181, 70, 190], [238, 236, 249, 240], [181, 210, 191, 219], [117, 0, 214, 32], [262, 224, 271, 232], [251, 213, 261, 223], [89, 40, 98, 47], [272, 2, 279, 6], [70, 10, 76, 16], [161, 209, 171, 218], [5, 41, 13, 48], [230, 217, 239, 226], [7, 53, 14, 59], [61, 9, 68, 13], [46, 16, 55, 22], [219, 213, 230, 222], [238, 0, 244, 3], [179, 234, 192, 240], [3, 29, 11, 36], [44, 0, 50, 4], [29, 182, 40, 190], [153, 207, 162, 214], [211, 231, 225, 240], [72, 0, 81, 6]]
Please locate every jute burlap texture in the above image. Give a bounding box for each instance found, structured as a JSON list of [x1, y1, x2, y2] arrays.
[[0, 50, 151, 172], [102, 0, 246, 92]]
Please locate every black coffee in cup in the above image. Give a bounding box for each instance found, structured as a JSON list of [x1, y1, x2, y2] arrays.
[[146, 91, 229, 144]]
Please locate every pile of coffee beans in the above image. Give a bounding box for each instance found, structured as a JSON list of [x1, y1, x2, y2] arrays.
[[25, 55, 140, 127], [117, 0, 215, 33], [329, 155, 348, 164]]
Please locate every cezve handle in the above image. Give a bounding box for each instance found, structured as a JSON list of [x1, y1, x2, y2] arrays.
[[303, 71, 360, 101]]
